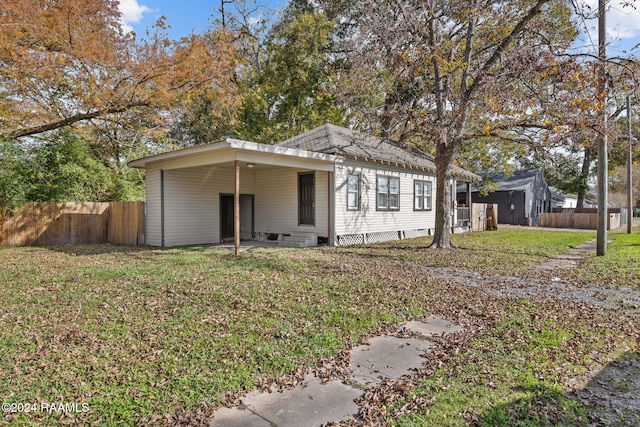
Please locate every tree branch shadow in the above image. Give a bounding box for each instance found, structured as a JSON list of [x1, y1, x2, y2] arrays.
[[473, 351, 640, 427]]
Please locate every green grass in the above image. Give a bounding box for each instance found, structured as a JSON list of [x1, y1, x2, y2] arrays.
[[390, 300, 629, 427], [337, 229, 596, 275], [568, 230, 640, 288], [0, 245, 421, 425], [0, 228, 637, 425]]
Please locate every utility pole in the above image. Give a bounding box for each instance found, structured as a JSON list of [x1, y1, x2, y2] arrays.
[[628, 94, 633, 234], [220, 0, 232, 28], [596, 0, 608, 255]]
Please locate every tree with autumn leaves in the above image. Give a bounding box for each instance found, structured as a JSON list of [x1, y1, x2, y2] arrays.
[[0, 0, 241, 208], [337, 0, 608, 248], [0, 0, 239, 140]]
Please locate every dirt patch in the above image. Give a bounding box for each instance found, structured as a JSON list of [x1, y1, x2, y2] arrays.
[[575, 352, 640, 426], [421, 265, 640, 313]]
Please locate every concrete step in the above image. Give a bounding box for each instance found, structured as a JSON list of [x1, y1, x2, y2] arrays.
[[282, 236, 311, 244], [277, 232, 318, 248], [288, 232, 318, 246], [278, 242, 311, 248]]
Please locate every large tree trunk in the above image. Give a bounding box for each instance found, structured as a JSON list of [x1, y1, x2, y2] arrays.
[[577, 146, 592, 208], [431, 141, 457, 248]]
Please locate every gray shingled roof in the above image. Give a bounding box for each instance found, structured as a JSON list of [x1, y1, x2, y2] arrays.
[[466, 169, 542, 192], [277, 124, 479, 181]]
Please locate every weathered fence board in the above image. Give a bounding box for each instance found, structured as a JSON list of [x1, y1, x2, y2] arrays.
[[0, 202, 145, 247], [471, 203, 498, 231], [108, 202, 145, 245], [539, 211, 621, 230], [539, 212, 575, 228]]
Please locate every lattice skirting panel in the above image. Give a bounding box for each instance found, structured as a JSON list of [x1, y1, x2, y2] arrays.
[[336, 234, 365, 246], [336, 229, 432, 246], [366, 231, 402, 244]]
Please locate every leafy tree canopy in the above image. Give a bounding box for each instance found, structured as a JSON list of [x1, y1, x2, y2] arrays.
[[171, 1, 347, 145], [0, 130, 143, 212]]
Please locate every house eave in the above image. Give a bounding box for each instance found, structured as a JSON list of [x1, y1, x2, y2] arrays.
[[452, 170, 481, 182], [128, 139, 229, 168], [341, 154, 479, 182], [128, 138, 342, 169]]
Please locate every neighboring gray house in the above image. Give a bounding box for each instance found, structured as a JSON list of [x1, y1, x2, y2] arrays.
[[457, 169, 551, 226], [129, 124, 479, 247]]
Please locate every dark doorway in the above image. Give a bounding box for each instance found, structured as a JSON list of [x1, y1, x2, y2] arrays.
[[220, 194, 254, 242], [298, 172, 315, 225]]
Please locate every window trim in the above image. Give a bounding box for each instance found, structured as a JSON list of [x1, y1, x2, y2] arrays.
[[346, 173, 361, 211], [376, 175, 400, 211], [413, 179, 432, 211]]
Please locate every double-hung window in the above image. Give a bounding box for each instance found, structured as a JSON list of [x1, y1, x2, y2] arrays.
[[377, 176, 400, 210], [347, 174, 360, 211], [414, 180, 432, 210]]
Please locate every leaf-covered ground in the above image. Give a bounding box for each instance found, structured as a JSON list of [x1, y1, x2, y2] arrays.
[[0, 228, 638, 426]]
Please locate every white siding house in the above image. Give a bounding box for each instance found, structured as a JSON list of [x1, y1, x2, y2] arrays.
[[129, 124, 479, 247], [332, 162, 438, 244]]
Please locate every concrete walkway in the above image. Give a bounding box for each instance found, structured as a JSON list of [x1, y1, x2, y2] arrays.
[[210, 317, 464, 427], [535, 238, 599, 271]]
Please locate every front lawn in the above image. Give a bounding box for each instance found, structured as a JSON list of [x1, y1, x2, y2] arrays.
[[0, 228, 637, 425], [341, 228, 596, 275], [570, 230, 640, 288]]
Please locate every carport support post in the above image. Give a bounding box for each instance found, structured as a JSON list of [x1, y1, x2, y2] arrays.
[[234, 160, 240, 255]]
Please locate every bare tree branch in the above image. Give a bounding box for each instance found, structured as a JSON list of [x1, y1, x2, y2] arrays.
[[1, 102, 150, 140]]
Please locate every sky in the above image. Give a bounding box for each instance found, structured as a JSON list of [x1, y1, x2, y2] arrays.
[[119, 0, 283, 39], [118, 0, 640, 55], [575, 0, 640, 57]]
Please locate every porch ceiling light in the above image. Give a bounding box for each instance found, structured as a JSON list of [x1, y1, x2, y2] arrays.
[[247, 163, 255, 168]]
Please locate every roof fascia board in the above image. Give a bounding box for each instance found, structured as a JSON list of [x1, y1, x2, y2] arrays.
[[150, 149, 237, 170], [342, 156, 434, 174], [227, 139, 341, 162], [343, 155, 479, 181], [128, 139, 231, 168], [236, 151, 335, 171], [129, 138, 341, 169]]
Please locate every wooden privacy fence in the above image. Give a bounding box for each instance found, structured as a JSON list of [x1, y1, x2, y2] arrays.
[[0, 202, 144, 247], [539, 209, 622, 230]]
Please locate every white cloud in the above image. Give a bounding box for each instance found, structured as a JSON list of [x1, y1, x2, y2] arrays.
[[607, 2, 640, 39], [576, 0, 640, 54], [118, 0, 150, 33]]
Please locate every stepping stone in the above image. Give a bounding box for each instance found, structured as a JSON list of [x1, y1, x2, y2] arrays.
[[537, 258, 579, 270], [210, 317, 463, 425], [403, 316, 464, 337], [349, 336, 433, 387], [211, 374, 362, 427]]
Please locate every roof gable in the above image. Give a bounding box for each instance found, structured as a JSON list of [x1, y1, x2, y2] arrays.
[[465, 170, 547, 192]]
